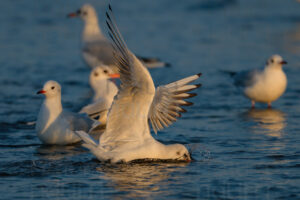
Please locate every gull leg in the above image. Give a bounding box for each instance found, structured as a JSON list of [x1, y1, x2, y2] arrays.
[[251, 100, 255, 108]]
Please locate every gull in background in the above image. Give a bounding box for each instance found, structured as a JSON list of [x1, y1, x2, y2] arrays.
[[68, 4, 169, 71], [79, 66, 119, 124], [76, 5, 202, 163], [36, 80, 100, 145], [230, 55, 287, 108]]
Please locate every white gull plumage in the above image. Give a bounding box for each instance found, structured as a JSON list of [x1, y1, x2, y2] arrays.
[[232, 54, 287, 108], [75, 5, 201, 163], [79, 66, 119, 124], [36, 80, 100, 145], [68, 4, 169, 71]]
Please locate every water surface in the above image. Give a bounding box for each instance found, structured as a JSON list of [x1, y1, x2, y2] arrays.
[[0, 0, 300, 199]]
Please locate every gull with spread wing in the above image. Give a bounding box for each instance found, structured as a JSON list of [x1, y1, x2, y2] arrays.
[[68, 4, 169, 71], [76, 6, 201, 163]]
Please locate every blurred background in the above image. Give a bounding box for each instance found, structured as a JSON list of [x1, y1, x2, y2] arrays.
[[0, 0, 300, 199]]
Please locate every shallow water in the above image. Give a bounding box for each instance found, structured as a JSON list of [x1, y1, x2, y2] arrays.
[[0, 0, 300, 199]]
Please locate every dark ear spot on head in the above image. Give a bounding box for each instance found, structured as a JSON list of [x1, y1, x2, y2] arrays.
[[176, 151, 180, 155]]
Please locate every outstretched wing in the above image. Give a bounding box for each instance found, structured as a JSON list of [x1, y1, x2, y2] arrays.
[[149, 74, 202, 133], [99, 5, 156, 146]]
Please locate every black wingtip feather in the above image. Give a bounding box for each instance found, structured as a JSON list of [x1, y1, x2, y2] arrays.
[[195, 84, 202, 88], [188, 93, 197, 98], [105, 12, 110, 20], [180, 108, 187, 113], [184, 101, 194, 106], [108, 4, 112, 11], [106, 21, 112, 31], [197, 73, 202, 77], [108, 32, 115, 43], [165, 62, 171, 67]]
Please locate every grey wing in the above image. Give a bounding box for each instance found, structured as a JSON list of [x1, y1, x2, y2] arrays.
[[82, 40, 116, 66], [137, 55, 171, 68], [99, 5, 156, 145], [62, 111, 98, 132], [234, 69, 262, 88], [149, 74, 202, 133], [79, 100, 109, 119]]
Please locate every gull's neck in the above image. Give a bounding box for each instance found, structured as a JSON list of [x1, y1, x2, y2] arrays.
[[265, 64, 283, 72], [41, 96, 63, 122], [92, 79, 117, 102], [36, 96, 63, 133], [82, 17, 104, 43]]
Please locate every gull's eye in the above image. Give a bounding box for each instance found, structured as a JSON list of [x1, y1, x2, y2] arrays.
[[94, 72, 98, 77], [270, 59, 274, 63], [103, 70, 108, 74], [51, 86, 55, 90]]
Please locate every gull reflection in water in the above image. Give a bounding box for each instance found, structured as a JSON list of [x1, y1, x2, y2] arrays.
[[35, 144, 84, 160], [243, 108, 287, 137], [97, 162, 189, 198]]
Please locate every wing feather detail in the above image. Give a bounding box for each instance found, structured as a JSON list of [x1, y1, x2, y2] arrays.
[[149, 73, 202, 133]]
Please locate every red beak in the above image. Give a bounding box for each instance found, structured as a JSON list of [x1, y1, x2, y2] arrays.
[[109, 73, 120, 79], [280, 60, 287, 65], [67, 13, 77, 18], [37, 90, 46, 94]]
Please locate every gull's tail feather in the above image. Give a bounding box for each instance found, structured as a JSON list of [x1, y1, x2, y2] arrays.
[[90, 123, 106, 133], [87, 120, 104, 135], [75, 131, 98, 150], [76, 131, 109, 162], [86, 109, 107, 119], [91, 120, 101, 130]]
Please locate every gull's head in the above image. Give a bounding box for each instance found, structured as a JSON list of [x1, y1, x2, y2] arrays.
[[37, 80, 61, 98], [169, 144, 191, 162], [68, 4, 97, 22], [266, 55, 287, 68], [89, 66, 120, 87]]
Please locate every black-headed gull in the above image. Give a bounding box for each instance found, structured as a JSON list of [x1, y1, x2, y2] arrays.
[[75, 5, 202, 163], [67, 4, 169, 71], [232, 55, 287, 108], [79, 66, 119, 123], [36, 80, 100, 145]]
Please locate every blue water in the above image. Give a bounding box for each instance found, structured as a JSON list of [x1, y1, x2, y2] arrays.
[[0, 0, 300, 199]]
